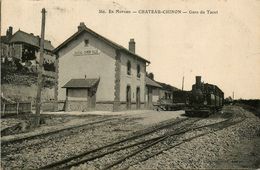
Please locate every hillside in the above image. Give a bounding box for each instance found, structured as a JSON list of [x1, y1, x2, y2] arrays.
[[1, 63, 56, 102]]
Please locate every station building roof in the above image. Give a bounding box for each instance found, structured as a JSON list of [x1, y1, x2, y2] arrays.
[[146, 77, 162, 88], [53, 23, 150, 64], [62, 78, 100, 88]]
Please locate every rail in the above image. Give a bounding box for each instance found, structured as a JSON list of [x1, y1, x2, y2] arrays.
[[40, 116, 245, 169]]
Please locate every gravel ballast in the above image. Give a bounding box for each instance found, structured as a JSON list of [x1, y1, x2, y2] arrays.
[[1, 110, 184, 169], [129, 106, 260, 169], [1, 106, 259, 169]]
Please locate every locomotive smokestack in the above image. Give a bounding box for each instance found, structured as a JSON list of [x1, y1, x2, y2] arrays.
[[196, 76, 201, 85]]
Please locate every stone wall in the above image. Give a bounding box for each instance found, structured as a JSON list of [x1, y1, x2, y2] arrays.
[[96, 103, 114, 111], [113, 50, 121, 111], [57, 101, 149, 112], [65, 100, 88, 112], [58, 101, 114, 112], [58, 101, 65, 111], [1, 84, 54, 102], [119, 103, 146, 111]]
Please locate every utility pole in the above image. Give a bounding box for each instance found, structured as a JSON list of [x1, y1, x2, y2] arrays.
[[35, 8, 46, 126], [181, 76, 184, 91], [232, 91, 235, 100], [0, 0, 2, 56]]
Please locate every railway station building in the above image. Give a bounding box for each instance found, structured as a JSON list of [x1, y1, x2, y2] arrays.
[[54, 22, 150, 112], [145, 76, 162, 109], [157, 82, 180, 100]]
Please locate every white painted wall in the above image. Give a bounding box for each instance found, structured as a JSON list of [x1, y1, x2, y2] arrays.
[[145, 87, 160, 103], [152, 88, 160, 102], [120, 52, 146, 103], [57, 32, 116, 102], [68, 88, 88, 101]]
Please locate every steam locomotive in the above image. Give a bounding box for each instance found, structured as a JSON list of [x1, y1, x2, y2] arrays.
[[185, 76, 224, 116], [156, 76, 224, 116]]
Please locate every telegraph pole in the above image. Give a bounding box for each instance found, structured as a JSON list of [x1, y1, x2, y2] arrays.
[[0, 0, 2, 56], [181, 76, 184, 91], [35, 8, 46, 126]]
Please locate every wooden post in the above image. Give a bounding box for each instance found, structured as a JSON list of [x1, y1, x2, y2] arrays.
[[30, 101, 32, 113], [35, 8, 46, 126], [17, 102, 19, 115], [0, 0, 2, 56], [182, 76, 184, 91], [3, 104, 5, 116]]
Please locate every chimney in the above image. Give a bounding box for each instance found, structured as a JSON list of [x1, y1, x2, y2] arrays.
[[129, 38, 135, 53], [195, 76, 201, 85], [6, 26, 13, 40], [148, 72, 154, 80], [78, 22, 86, 31]]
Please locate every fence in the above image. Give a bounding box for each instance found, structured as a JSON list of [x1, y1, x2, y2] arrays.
[[1, 102, 32, 116], [29, 101, 57, 112], [41, 101, 56, 112]]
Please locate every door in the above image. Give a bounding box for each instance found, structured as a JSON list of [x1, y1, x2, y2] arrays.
[[136, 87, 140, 109], [148, 87, 152, 108], [88, 88, 96, 109], [126, 85, 131, 109]]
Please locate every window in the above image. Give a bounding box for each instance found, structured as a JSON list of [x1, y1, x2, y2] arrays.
[[84, 39, 89, 46], [165, 92, 168, 99], [137, 64, 141, 78], [127, 61, 131, 75]]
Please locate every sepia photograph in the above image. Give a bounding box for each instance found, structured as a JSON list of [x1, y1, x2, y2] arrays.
[[1, 0, 260, 169]]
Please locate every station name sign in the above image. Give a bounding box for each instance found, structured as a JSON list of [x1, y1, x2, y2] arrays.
[[74, 49, 100, 56]]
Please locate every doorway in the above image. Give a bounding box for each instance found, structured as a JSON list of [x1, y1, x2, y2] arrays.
[[136, 87, 140, 109], [88, 88, 96, 109], [148, 87, 152, 108], [126, 85, 131, 109]]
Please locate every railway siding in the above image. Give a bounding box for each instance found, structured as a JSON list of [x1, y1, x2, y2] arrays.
[[129, 107, 260, 169], [1, 116, 118, 144], [1, 106, 259, 169], [1, 110, 185, 169], [69, 115, 243, 169]]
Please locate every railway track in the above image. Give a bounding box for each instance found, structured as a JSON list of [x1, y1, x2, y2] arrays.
[[1, 117, 121, 156], [38, 118, 232, 169], [39, 116, 245, 170], [39, 117, 196, 169], [2, 116, 189, 157], [2, 116, 119, 145], [110, 117, 246, 170]]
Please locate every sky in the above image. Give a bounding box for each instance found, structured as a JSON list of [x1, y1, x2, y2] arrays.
[[2, 0, 260, 99]]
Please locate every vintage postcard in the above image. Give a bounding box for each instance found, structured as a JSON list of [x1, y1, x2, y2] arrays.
[[1, 0, 260, 169]]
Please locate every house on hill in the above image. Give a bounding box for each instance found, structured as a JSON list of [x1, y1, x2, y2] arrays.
[[1, 27, 57, 107], [1, 27, 14, 61], [1, 26, 55, 72], [54, 22, 150, 112]]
